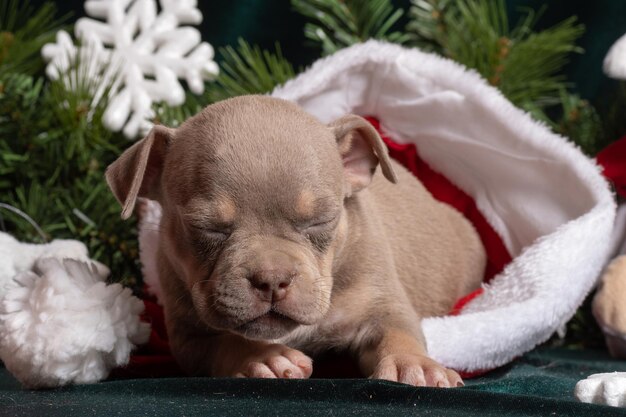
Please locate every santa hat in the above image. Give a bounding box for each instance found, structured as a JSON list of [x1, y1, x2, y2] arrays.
[[139, 41, 615, 375], [270, 40, 615, 373]]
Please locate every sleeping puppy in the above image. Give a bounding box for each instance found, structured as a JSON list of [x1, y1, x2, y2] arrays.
[[106, 95, 486, 387]]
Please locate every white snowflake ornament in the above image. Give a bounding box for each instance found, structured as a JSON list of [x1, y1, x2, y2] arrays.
[[42, 0, 219, 138]]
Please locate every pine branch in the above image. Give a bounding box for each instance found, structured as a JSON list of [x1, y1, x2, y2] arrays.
[[152, 92, 207, 128], [409, 0, 584, 103], [0, 47, 142, 287], [598, 82, 626, 150], [523, 89, 602, 155], [406, 0, 599, 153], [44, 55, 120, 161], [206, 39, 296, 102], [552, 292, 607, 350], [0, 0, 69, 76], [555, 91, 602, 155], [292, 0, 410, 55], [499, 16, 583, 105], [2, 179, 141, 287], [0, 72, 44, 137], [406, 0, 453, 53]]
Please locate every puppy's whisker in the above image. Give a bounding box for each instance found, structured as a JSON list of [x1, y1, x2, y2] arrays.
[[171, 292, 190, 311], [139, 221, 163, 228], [139, 227, 162, 232]]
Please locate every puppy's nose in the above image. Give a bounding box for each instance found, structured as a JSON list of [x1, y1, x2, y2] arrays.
[[248, 270, 294, 302]]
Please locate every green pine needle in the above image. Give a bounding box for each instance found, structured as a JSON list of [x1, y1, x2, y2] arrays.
[[0, 0, 69, 76], [406, 0, 452, 52], [406, 0, 601, 153], [292, 0, 410, 55], [526, 89, 603, 155], [206, 39, 296, 102], [0, 42, 142, 287], [152, 90, 209, 128], [500, 17, 583, 104], [408, 0, 584, 104]]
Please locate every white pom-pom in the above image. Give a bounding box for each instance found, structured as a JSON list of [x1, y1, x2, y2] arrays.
[[0, 231, 111, 300], [0, 258, 150, 388], [575, 372, 626, 407], [605, 33, 626, 79]]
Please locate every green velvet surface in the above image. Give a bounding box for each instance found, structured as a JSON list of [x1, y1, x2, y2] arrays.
[[1, 348, 626, 416]]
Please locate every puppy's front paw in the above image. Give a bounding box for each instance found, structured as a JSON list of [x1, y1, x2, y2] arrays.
[[235, 344, 313, 379], [371, 354, 463, 388]]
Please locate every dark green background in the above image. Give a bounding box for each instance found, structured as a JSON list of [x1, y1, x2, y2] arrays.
[[36, 0, 626, 104]]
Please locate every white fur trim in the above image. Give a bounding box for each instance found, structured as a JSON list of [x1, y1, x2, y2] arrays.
[[609, 204, 626, 258], [138, 199, 164, 303], [271, 41, 616, 372]]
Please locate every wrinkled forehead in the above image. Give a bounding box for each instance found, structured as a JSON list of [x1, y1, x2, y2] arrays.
[[192, 143, 341, 221], [183, 186, 341, 228], [165, 96, 344, 214]]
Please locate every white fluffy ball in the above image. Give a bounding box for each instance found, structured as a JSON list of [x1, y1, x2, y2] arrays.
[[0, 231, 110, 298], [0, 258, 150, 388], [576, 372, 626, 407]]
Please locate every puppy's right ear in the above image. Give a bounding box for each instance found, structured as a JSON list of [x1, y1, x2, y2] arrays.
[[330, 115, 397, 196], [105, 125, 174, 220]]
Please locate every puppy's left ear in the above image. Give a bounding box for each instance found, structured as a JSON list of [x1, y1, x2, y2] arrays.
[[105, 125, 174, 220], [330, 115, 397, 195]]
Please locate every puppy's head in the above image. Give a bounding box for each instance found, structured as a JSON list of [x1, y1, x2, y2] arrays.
[[106, 96, 396, 340]]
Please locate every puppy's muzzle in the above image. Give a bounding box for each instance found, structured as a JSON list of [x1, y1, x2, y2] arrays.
[[248, 268, 295, 302]]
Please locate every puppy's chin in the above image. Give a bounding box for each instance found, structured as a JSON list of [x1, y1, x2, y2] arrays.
[[231, 311, 300, 340], [199, 308, 301, 340]]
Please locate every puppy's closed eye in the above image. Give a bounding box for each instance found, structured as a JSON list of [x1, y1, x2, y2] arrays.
[[304, 218, 336, 231], [182, 198, 236, 242], [190, 224, 232, 240], [190, 224, 232, 244], [187, 223, 231, 259], [300, 216, 339, 252]]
